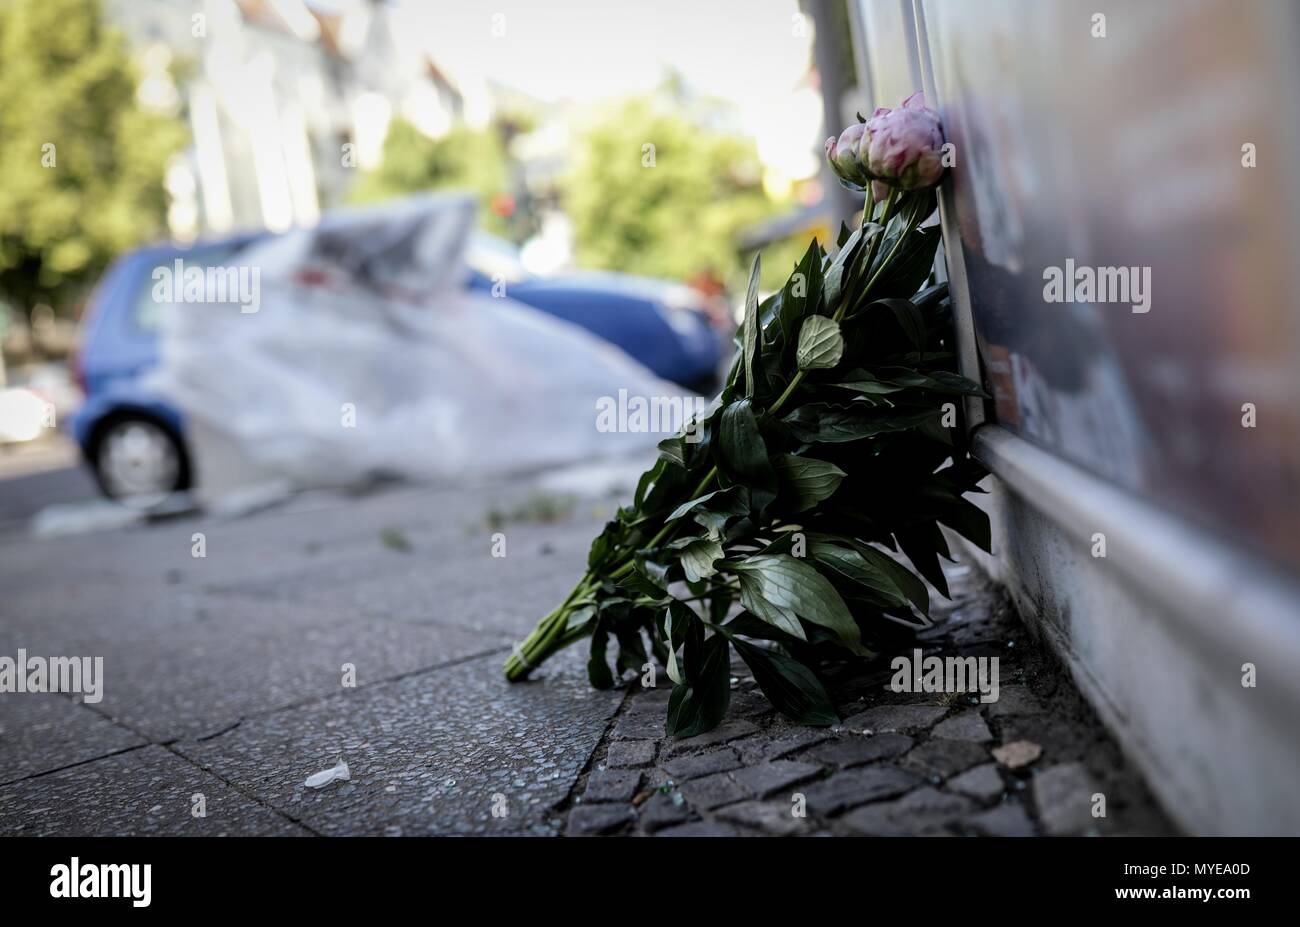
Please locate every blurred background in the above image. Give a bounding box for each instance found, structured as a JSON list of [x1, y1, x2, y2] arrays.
[[0, 0, 868, 518]]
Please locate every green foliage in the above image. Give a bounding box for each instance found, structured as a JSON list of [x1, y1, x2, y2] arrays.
[[349, 118, 513, 238], [565, 97, 781, 284], [505, 188, 992, 736], [0, 0, 187, 317]]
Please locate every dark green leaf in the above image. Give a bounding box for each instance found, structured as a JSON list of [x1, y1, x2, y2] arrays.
[[665, 634, 731, 737], [773, 454, 845, 511], [742, 254, 763, 397], [729, 554, 869, 656], [733, 639, 839, 726], [795, 315, 844, 371], [716, 399, 777, 506]]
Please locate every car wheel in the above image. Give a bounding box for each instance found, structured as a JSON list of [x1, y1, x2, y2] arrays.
[[93, 417, 188, 506]]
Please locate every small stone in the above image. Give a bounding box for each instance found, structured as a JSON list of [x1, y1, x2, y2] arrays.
[[992, 740, 1043, 769], [729, 760, 823, 799], [947, 763, 1005, 802], [931, 710, 993, 743], [803, 766, 921, 815], [606, 741, 656, 768], [662, 748, 741, 781], [1033, 762, 1099, 836], [716, 800, 811, 836], [678, 771, 747, 810], [967, 802, 1035, 837], [903, 738, 989, 780], [804, 733, 913, 768], [583, 769, 642, 804], [841, 704, 948, 734], [841, 787, 976, 836], [565, 804, 635, 836]]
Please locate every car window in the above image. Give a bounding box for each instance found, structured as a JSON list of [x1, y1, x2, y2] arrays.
[[131, 244, 242, 331]]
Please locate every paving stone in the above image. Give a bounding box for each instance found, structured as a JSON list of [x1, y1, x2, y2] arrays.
[[661, 748, 741, 781], [0, 694, 144, 785], [931, 710, 993, 743], [0, 745, 306, 836], [729, 760, 822, 799], [947, 763, 1005, 802], [967, 802, 1036, 837], [662, 719, 759, 756], [654, 820, 740, 837], [716, 800, 811, 836], [584, 769, 642, 803], [803, 733, 913, 768], [986, 686, 1045, 718], [605, 740, 655, 768], [841, 704, 948, 734], [731, 728, 833, 764], [803, 766, 921, 815], [566, 803, 635, 836], [612, 712, 666, 740], [1033, 762, 1099, 836], [841, 787, 976, 836], [177, 649, 622, 836], [903, 738, 990, 780], [678, 771, 747, 810], [637, 791, 692, 832]]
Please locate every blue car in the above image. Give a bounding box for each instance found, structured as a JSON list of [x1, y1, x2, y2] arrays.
[[71, 231, 727, 500]]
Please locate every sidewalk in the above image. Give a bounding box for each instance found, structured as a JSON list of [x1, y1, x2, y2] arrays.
[[0, 471, 1174, 836]]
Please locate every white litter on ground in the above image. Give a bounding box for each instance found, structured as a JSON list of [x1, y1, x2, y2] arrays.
[[304, 760, 351, 789]]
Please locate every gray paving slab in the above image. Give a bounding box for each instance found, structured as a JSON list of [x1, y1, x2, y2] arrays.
[[175, 649, 623, 835], [0, 744, 308, 836], [0, 694, 144, 784]]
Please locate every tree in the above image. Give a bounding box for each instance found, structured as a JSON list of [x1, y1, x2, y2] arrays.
[[349, 118, 515, 238], [565, 97, 780, 286], [0, 0, 186, 319]]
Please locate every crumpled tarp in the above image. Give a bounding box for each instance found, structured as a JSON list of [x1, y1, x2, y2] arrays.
[[149, 194, 674, 500]]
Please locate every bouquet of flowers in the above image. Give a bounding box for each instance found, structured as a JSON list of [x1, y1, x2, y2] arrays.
[[505, 94, 990, 736]]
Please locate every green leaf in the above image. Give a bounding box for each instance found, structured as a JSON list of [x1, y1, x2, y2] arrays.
[[588, 617, 615, 689], [773, 454, 845, 511], [733, 639, 839, 726], [795, 315, 844, 371], [808, 539, 910, 608], [875, 367, 986, 396], [830, 370, 906, 396], [850, 541, 930, 615], [742, 254, 763, 397], [728, 554, 869, 656], [716, 399, 777, 506], [670, 536, 724, 582], [665, 634, 731, 737]]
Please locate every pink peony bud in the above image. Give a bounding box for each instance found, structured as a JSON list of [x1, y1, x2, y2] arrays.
[[860, 92, 947, 191], [825, 122, 870, 188]]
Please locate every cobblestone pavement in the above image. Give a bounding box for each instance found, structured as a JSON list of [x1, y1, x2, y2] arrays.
[[562, 560, 1178, 837]]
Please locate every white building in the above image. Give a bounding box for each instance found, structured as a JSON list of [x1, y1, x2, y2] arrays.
[[107, 0, 463, 237]]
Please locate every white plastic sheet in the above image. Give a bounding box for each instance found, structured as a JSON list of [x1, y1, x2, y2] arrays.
[[149, 195, 673, 499]]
